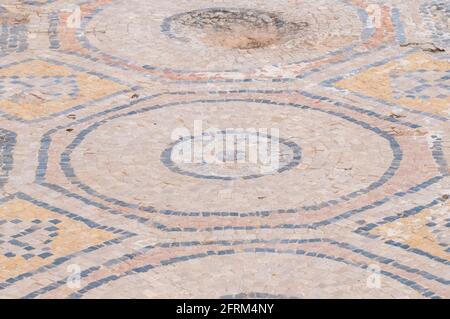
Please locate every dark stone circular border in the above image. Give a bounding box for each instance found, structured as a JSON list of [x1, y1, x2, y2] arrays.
[[160, 130, 302, 180], [58, 98, 402, 215], [66, 238, 440, 299]]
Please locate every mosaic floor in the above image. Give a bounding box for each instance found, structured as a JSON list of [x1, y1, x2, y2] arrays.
[[0, 0, 449, 299]]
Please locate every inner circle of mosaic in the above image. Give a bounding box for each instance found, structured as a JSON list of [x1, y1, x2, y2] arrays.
[[161, 130, 302, 180]]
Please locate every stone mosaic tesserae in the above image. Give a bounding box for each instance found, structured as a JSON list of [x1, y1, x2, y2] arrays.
[[0, 0, 449, 299]]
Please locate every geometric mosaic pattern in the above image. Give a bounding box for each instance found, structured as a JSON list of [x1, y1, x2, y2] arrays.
[[356, 199, 450, 264], [0, 194, 132, 284], [0, 75, 79, 102], [0, 0, 449, 299], [327, 52, 450, 118], [390, 70, 450, 100], [0, 59, 130, 121], [0, 217, 62, 260]]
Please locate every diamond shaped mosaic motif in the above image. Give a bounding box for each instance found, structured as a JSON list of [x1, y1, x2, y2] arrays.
[[362, 201, 450, 262], [0, 59, 129, 121], [334, 52, 450, 117], [0, 75, 79, 103], [0, 198, 115, 282]]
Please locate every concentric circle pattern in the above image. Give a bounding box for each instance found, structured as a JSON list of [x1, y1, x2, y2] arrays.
[[64, 99, 397, 213], [0, 0, 449, 299]]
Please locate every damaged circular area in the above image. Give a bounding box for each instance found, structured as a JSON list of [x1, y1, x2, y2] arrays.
[[85, 0, 365, 72], [163, 8, 308, 49]]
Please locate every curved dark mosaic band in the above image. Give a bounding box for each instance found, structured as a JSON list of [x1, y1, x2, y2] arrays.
[[161, 130, 302, 180], [22, 237, 449, 299], [58, 98, 402, 216], [64, 239, 443, 299]]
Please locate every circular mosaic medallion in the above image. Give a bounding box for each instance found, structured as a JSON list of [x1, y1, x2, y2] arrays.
[[64, 99, 398, 213], [83, 0, 364, 71], [161, 130, 301, 180]]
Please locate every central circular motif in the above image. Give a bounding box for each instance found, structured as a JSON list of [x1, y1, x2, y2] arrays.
[[64, 99, 399, 213], [83, 0, 364, 71], [161, 130, 302, 180], [164, 8, 308, 49]]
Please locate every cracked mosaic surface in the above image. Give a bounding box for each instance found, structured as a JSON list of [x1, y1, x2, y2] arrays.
[[0, 0, 449, 299]]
